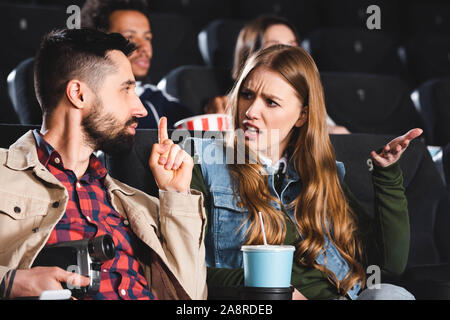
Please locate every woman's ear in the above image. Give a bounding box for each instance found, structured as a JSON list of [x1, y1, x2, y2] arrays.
[[295, 106, 308, 128]]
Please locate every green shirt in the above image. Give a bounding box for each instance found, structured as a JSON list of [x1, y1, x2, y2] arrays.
[[191, 162, 410, 300]]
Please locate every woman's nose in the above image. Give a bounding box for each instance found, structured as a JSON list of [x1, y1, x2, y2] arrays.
[[245, 99, 262, 119]]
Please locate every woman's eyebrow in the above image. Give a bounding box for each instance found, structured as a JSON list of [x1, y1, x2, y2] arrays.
[[241, 85, 283, 102], [261, 92, 283, 102]]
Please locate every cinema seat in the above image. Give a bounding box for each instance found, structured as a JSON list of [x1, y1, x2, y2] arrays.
[[0, 124, 40, 148], [414, 78, 450, 147], [405, 1, 450, 35], [317, 0, 402, 35], [104, 129, 193, 199], [147, 0, 232, 32], [197, 19, 246, 70], [145, 14, 203, 85], [230, 0, 319, 37], [404, 34, 450, 85], [331, 133, 450, 299], [7, 57, 42, 125], [0, 3, 65, 124], [320, 72, 427, 141], [158, 65, 233, 115], [304, 28, 406, 77]]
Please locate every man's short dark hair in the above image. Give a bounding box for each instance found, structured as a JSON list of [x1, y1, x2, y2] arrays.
[[81, 0, 150, 31], [34, 28, 136, 116]]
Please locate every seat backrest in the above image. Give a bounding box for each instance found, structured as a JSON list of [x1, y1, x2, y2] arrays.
[[321, 72, 427, 140], [405, 34, 450, 86], [317, 0, 402, 35], [7, 57, 42, 125], [0, 3, 66, 61], [36, 0, 86, 6], [0, 3, 65, 124], [105, 129, 194, 198], [304, 28, 405, 76], [146, 13, 203, 85], [231, 0, 319, 37], [405, 2, 450, 35], [197, 19, 246, 70], [0, 124, 40, 148], [331, 133, 450, 268], [147, 0, 232, 32], [158, 65, 233, 115], [443, 143, 450, 189], [416, 78, 450, 146]]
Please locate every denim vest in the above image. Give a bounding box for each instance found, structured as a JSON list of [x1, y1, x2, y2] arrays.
[[187, 138, 361, 299]]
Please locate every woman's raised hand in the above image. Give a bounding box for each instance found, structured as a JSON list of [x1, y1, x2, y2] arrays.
[[370, 128, 423, 168]]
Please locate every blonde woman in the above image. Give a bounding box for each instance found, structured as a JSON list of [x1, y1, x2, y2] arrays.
[[186, 45, 421, 300]]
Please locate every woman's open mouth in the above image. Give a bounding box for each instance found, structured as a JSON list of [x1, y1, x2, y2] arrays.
[[243, 122, 261, 140]]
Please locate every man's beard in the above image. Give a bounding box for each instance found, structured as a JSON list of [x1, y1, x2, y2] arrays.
[[82, 96, 138, 155]]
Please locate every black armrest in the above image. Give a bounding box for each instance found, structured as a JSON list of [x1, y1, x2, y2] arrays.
[[207, 285, 240, 300], [401, 264, 450, 299]]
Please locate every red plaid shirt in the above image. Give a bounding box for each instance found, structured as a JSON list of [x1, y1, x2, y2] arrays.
[[33, 130, 154, 300]]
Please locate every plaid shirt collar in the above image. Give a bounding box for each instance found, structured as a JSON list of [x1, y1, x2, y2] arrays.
[[32, 129, 107, 180]]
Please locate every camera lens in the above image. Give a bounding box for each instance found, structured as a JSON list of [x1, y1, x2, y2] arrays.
[[103, 237, 115, 260], [88, 234, 115, 262]]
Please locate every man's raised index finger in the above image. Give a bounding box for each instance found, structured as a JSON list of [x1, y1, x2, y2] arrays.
[[158, 117, 169, 143]]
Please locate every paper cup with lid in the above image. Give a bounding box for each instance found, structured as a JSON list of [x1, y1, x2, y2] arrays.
[[241, 245, 295, 288]]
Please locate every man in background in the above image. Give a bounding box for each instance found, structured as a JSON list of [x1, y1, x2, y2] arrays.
[[81, 0, 193, 129]]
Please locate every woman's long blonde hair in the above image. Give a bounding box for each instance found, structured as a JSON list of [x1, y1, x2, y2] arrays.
[[226, 45, 366, 296]]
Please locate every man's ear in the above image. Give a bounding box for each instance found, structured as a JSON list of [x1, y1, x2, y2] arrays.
[[66, 80, 91, 109], [295, 106, 308, 128]]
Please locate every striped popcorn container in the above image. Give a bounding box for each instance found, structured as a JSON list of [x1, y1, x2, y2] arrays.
[[174, 114, 232, 131]]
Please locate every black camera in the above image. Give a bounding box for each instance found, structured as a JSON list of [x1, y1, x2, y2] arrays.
[[32, 235, 115, 298]]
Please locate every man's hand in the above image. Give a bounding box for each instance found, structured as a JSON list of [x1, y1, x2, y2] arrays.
[[370, 128, 423, 168], [10, 267, 90, 299], [149, 117, 194, 194]]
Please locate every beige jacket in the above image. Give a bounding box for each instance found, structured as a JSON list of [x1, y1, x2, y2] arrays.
[[0, 131, 207, 300]]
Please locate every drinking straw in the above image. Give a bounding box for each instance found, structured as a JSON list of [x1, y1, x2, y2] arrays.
[[258, 211, 268, 246]]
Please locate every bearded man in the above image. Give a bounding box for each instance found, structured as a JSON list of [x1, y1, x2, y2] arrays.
[[0, 28, 206, 300]]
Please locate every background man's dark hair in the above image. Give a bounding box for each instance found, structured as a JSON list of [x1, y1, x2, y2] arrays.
[[34, 28, 135, 116], [81, 0, 150, 31]]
